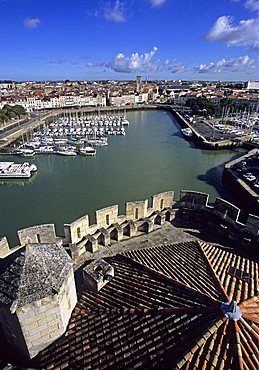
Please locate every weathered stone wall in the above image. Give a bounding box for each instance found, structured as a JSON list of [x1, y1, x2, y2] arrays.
[[83, 259, 114, 292], [245, 215, 259, 236], [0, 237, 10, 258], [179, 190, 209, 209], [64, 215, 89, 244], [2, 190, 258, 254], [126, 199, 148, 220], [18, 224, 57, 245], [16, 267, 77, 359], [0, 305, 29, 359], [95, 205, 119, 228], [152, 191, 174, 211], [214, 198, 240, 222]]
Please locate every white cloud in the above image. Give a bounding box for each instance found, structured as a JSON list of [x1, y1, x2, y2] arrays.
[[195, 55, 255, 73], [86, 62, 98, 67], [149, 0, 167, 7], [205, 15, 259, 50], [24, 18, 41, 29], [165, 59, 188, 73], [103, 0, 126, 23], [245, 0, 259, 12], [107, 47, 159, 73], [49, 58, 66, 64]]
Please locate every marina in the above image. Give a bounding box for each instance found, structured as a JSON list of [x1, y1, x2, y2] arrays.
[[8, 113, 128, 157], [0, 109, 243, 246]]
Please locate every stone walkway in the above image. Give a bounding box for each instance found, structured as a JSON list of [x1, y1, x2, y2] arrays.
[[74, 223, 202, 269]]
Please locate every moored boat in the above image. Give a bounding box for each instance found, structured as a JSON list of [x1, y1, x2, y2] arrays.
[[0, 162, 37, 179], [181, 128, 193, 138], [78, 145, 96, 156], [56, 148, 77, 156], [35, 146, 55, 154], [16, 148, 36, 157]]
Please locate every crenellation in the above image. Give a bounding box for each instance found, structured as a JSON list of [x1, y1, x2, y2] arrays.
[[0, 237, 10, 258], [214, 198, 240, 222], [96, 205, 119, 228], [152, 191, 174, 211], [245, 214, 259, 236], [4, 190, 256, 265], [0, 190, 258, 363], [64, 215, 89, 245], [179, 190, 209, 209], [126, 199, 148, 220], [17, 224, 57, 245]]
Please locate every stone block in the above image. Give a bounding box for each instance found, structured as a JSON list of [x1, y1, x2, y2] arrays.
[[214, 198, 240, 222], [179, 191, 209, 209], [0, 237, 10, 258], [64, 214, 89, 244], [152, 191, 174, 211], [108, 223, 123, 242], [126, 199, 148, 220], [95, 205, 119, 228], [83, 259, 114, 292], [17, 224, 57, 245], [245, 214, 259, 236]]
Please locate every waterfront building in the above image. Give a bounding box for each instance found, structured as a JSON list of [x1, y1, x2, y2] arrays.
[[246, 81, 259, 90]]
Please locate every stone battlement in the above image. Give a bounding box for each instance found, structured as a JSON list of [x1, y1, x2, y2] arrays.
[[1, 190, 258, 262]]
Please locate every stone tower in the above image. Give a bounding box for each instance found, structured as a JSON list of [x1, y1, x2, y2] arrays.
[[0, 242, 77, 359]]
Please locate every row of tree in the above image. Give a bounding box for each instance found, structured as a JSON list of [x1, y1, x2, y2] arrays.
[[0, 104, 26, 124], [186, 97, 250, 117]]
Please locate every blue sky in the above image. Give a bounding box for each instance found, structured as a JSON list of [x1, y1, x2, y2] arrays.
[[0, 0, 258, 81]]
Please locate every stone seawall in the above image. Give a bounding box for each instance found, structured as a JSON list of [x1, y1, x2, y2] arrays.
[[223, 149, 259, 216]]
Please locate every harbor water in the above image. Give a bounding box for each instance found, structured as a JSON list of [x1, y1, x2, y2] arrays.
[[0, 109, 243, 246]]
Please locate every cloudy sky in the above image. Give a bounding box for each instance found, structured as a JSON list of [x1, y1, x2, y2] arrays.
[[0, 0, 258, 81]]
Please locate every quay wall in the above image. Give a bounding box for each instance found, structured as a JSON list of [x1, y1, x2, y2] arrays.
[[170, 108, 242, 150], [223, 149, 259, 216], [10, 190, 258, 265], [1, 104, 248, 152]]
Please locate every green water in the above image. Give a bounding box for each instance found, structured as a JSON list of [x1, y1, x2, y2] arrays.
[[0, 110, 243, 246]]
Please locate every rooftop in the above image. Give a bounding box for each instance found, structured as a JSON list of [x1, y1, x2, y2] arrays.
[[0, 243, 73, 310], [33, 240, 258, 370]]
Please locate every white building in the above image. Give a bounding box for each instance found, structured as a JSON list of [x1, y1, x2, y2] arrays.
[[246, 81, 259, 90]]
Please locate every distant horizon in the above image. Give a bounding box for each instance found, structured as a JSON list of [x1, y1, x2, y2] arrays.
[[1, 0, 259, 81], [0, 78, 256, 84]]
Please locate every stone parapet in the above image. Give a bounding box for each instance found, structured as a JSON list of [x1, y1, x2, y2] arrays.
[[2, 190, 258, 259], [18, 224, 57, 245], [0, 237, 10, 258]]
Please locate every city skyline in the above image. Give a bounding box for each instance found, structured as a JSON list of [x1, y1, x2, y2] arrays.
[[0, 0, 259, 81]]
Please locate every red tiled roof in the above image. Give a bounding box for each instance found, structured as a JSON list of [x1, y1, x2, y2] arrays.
[[33, 241, 258, 370]]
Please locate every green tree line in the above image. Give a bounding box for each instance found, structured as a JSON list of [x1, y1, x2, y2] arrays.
[[186, 97, 250, 117], [0, 104, 26, 124]]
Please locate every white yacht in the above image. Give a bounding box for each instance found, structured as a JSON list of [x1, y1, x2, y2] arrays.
[[181, 128, 193, 138], [56, 147, 77, 156], [79, 145, 96, 156], [35, 146, 55, 154], [16, 148, 36, 157], [0, 162, 37, 179]]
